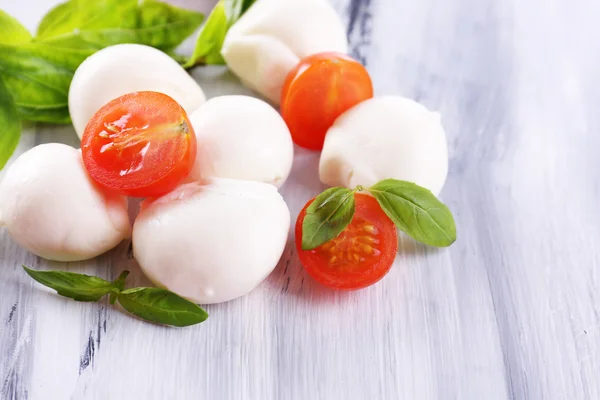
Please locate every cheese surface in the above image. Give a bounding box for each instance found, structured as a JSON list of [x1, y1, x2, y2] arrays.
[[0, 144, 130, 261], [133, 179, 290, 304], [188, 95, 293, 188], [320, 96, 449, 196]]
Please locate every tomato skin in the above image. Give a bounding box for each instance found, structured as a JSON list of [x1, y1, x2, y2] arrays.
[[295, 193, 398, 290], [281, 52, 373, 151], [81, 91, 196, 198]]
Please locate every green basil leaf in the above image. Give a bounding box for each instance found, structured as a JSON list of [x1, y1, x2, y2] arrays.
[[135, 0, 205, 51], [0, 10, 32, 44], [369, 179, 456, 247], [184, 0, 256, 67], [184, 1, 227, 67], [0, 76, 21, 170], [23, 266, 116, 302], [0, 43, 88, 123], [117, 288, 208, 327], [35, 0, 204, 53], [36, 1, 73, 38], [36, 0, 134, 41], [302, 187, 356, 250]]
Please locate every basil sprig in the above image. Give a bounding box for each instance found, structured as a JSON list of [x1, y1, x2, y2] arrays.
[[23, 266, 208, 327], [301, 179, 457, 250]]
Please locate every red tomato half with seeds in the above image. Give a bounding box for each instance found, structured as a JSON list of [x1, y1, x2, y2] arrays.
[[281, 52, 373, 151], [81, 91, 196, 198], [295, 193, 398, 290]]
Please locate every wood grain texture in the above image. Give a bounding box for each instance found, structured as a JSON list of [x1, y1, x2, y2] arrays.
[[1, 0, 599, 399]]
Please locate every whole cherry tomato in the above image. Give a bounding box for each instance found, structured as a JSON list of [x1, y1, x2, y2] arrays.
[[281, 52, 374, 151]]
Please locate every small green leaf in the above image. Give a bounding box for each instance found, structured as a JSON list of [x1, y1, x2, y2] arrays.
[[184, 0, 256, 67], [0, 76, 21, 170], [117, 288, 208, 327], [23, 266, 116, 302], [0, 10, 32, 45], [184, 1, 228, 67], [113, 270, 130, 292], [369, 179, 456, 247], [302, 187, 356, 250]]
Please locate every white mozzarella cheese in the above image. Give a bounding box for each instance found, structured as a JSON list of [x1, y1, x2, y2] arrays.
[[0, 144, 131, 261], [132, 178, 290, 304], [188, 95, 293, 188], [319, 96, 449, 196]]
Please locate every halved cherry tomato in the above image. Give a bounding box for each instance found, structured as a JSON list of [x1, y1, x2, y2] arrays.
[[295, 193, 398, 290], [81, 91, 196, 198], [281, 52, 373, 150]]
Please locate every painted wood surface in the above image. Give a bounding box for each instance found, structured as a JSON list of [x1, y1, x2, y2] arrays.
[[1, 0, 599, 399]]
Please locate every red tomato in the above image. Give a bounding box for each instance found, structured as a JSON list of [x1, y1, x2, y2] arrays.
[[281, 52, 373, 150], [81, 91, 196, 198], [295, 193, 398, 290]]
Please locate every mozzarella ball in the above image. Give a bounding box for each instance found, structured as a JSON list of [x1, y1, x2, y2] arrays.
[[0, 144, 130, 261], [133, 179, 290, 304], [69, 44, 206, 138], [320, 96, 449, 196], [188, 95, 293, 188], [221, 0, 348, 104]]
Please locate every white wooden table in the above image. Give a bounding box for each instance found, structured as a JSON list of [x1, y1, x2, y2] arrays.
[[1, 0, 599, 399]]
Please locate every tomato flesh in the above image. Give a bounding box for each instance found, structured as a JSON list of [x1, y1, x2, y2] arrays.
[[81, 91, 196, 198], [281, 52, 373, 150], [295, 193, 397, 290]]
